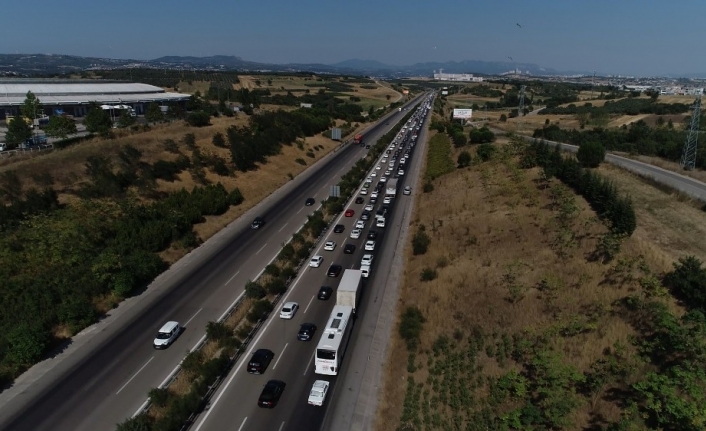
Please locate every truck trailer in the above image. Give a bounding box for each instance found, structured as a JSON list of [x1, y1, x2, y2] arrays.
[[385, 178, 398, 198], [337, 269, 363, 313], [353, 134, 364, 146]]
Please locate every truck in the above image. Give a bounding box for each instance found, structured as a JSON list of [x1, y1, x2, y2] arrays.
[[353, 134, 364, 146], [337, 269, 363, 312], [385, 178, 398, 198]]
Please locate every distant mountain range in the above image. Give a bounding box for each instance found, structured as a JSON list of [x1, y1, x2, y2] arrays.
[[0, 53, 592, 77]]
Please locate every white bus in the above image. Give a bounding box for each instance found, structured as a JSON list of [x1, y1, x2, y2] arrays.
[[315, 305, 354, 375]]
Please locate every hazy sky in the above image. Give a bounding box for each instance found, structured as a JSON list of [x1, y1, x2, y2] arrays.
[[0, 0, 702, 76]]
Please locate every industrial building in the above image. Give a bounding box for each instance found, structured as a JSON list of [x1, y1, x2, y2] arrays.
[[432, 72, 483, 82], [0, 79, 190, 119]]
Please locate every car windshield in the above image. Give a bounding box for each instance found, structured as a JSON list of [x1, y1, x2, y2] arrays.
[[311, 389, 324, 397], [156, 332, 171, 339], [283, 307, 291, 312]]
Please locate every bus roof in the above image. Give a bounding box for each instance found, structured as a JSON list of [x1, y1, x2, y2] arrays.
[[316, 305, 353, 351]]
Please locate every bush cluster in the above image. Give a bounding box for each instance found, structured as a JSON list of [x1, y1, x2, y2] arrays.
[[522, 141, 636, 236]]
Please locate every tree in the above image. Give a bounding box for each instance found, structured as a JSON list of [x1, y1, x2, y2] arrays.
[[84, 103, 113, 134], [145, 102, 164, 123], [212, 132, 227, 148], [186, 111, 211, 127], [576, 141, 606, 168], [44, 116, 77, 139], [457, 150, 472, 168], [5, 116, 32, 148], [117, 110, 136, 128], [500, 114, 508, 122], [20, 91, 43, 120], [663, 256, 706, 311]]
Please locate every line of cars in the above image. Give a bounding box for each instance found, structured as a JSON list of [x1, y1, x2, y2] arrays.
[[201, 96, 435, 412]]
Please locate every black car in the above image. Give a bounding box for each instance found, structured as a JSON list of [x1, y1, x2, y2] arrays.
[[365, 145, 371, 149], [367, 230, 378, 240], [333, 224, 345, 233], [343, 243, 356, 254], [248, 349, 275, 374], [355, 197, 365, 204], [361, 211, 371, 221], [258, 380, 286, 408], [327, 264, 342, 277], [305, 197, 316, 206], [251, 216, 265, 229], [318, 286, 333, 300], [297, 323, 317, 341]]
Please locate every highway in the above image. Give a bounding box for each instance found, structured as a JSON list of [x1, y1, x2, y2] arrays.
[[0, 95, 424, 431], [193, 97, 433, 431]]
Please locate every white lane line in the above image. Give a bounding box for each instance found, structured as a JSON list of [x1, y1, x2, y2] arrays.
[[224, 270, 240, 286], [273, 343, 288, 370], [255, 243, 268, 255], [278, 222, 288, 232], [303, 352, 314, 376], [296, 207, 303, 214], [303, 295, 315, 314], [278, 422, 285, 431], [194, 266, 309, 430], [184, 308, 203, 327], [237, 417, 248, 431], [117, 356, 154, 395]]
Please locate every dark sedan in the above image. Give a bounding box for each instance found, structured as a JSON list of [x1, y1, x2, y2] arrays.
[[305, 197, 316, 206], [327, 265, 342, 277], [297, 323, 317, 341], [343, 243, 356, 254], [318, 286, 333, 300], [333, 224, 345, 233], [258, 380, 286, 408]]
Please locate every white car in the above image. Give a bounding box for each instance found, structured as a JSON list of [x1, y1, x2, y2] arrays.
[[350, 228, 362, 239], [403, 186, 411, 195], [360, 188, 368, 195], [364, 240, 376, 251], [308, 380, 330, 406], [383, 196, 392, 204], [385, 170, 392, 176], [376, 218, 386, 228], [369, 172, 377, 178], [280, 302, 299, 319], [324, 241, 336, 251], [309, 255, 324, 267], [382, 158, 388, 163], [355, 219, 365, 229], [361, 254, 374, 266], [361, 265, 370, 278], [371, 191, 379, 198], [376, 165, 382, 170], [379, 177, 387, 184], [364, 204, 374, 211], [398, 169, 405, 176]]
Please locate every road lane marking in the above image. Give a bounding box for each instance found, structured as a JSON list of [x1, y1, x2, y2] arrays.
[[184, 308, 203, 327], [303, 295, 315, 314], [303, 352, 314, 376], [237, 417, 248, 431], [278, 422, 285, 431], [296, 207, 303, 214], [195, 259, 313, 429], [273, 343, 288, 370], [255, 243, 267, 255], [278, 222, 288, 232], [117, 356, 154, 395], [224, 270, 240, 286]]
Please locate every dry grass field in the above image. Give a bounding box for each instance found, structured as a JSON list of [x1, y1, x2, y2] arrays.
[[375, 134, 702, 430], [0, 113, 354, 265]]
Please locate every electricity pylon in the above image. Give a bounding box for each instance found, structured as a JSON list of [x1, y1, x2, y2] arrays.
[[680, 97, 701, 170]]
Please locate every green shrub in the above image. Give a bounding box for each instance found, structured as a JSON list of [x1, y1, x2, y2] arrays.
[[264, 264, 281, 277], [423, 181, 434, 193], [420, 268, 437, 281], [227, 188, 244, 205], [116, 413, 153, 431], [206, 321, 233, 346], [247, 300, 273, 323], [399, 306, 425, 350], [412, 227, 431, 255], [457, 150, 472, 168], [476, 143, 496, 161], [265, 277, 287, 296], [244, 280, 266, 299], [577, 141, 606, 168], [148, 387, 171, 407], [663, 256, 706, 312], [181, 350, 204, 374], [295, 158, 307, 166], [186, 111, 211, 127]]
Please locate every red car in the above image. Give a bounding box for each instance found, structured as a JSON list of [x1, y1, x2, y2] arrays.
[[345, 209, 355, 217]]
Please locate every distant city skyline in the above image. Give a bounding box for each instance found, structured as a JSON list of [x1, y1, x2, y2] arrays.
[[0, 0, 704, 77]]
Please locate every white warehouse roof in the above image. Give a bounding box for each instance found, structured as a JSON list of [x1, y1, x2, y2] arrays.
[[0, 79, 190, 106]]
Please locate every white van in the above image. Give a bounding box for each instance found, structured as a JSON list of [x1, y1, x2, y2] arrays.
[[376, 217, 386, 228], [153, 321, 181, 349]]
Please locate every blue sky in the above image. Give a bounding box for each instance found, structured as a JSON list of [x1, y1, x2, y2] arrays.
[[0, 0, 702, 76]]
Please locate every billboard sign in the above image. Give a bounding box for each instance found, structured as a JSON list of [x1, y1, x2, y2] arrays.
[[452, 109, 473, 119], [331, 128, 342, 140]]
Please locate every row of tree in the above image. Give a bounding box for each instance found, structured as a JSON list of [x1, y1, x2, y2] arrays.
[[541, 97, 691, 116], [521, 140, 636, 236]]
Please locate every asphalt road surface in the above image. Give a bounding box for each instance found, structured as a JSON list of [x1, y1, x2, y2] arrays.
[[0, 95, 424, 431], [193, 98, 433, 431]]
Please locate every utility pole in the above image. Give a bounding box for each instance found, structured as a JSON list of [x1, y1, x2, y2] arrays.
[[680, 96, 701, 170], [517, 85, 526, 133]]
